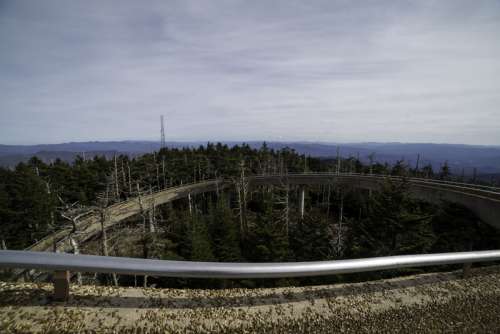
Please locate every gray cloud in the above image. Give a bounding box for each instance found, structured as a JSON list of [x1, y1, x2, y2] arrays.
[[1, 0, 499, 144]]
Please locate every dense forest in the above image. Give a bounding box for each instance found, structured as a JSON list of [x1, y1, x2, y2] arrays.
[[1, 143, 499, 288]]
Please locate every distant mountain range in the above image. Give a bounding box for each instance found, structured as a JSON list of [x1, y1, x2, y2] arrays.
[[1, 141, 499, 178]]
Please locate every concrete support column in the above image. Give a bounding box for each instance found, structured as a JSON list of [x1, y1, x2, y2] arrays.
[[53, 270, 70, 301], [299, 186, 305, 219]]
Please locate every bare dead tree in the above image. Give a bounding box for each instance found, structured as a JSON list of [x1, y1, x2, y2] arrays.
[[148, 184, 157, 233], [162, 156, 167, 189], [113, 155, 120, 199], [156, 163, 161, 191], [273, 163, 290, 237], [136, 183, 148, 254], [214, 170, 220, 197], [336, 189, 344, 257], [368, 152, 375, 175], [336, 146, 341, 175], [121, 159, 127, 198], [135, 182, 154, 287], [235, 160, 249, 237], [96, 182, 118, 286], [274, 182, 290, 238], [58, 199, 93, 285], [127, 161, 133, 194], [198, 161, 202, 181], [326, 184, 331, 220], [415, 153, 421, 177], [46, 181, 56, 233], [187, 192, 193, 215], [299, 186, 305, 219]]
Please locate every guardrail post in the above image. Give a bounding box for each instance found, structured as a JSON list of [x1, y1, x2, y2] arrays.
[[462, 263, 472, 278], [53, 270, 70, 301]]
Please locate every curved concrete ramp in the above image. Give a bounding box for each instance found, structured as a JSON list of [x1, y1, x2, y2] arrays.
[[251, 174, 500, 228], [27, 174, 500, 253], [27, 179, 228, 253]]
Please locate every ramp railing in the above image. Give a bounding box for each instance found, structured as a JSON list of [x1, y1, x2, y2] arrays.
[[1, 250, 500, 300]]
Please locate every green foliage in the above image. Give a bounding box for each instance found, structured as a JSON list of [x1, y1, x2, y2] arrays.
[[207, 196, 242, 262], [191, 214, 215, 262], [430, 203, 500, 252], [0, 143, 498, 289], [289, 209, 333, 261], [348, 179, 435, 257]]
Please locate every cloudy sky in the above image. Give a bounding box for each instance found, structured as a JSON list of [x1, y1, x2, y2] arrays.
[[1, 0, 499, 145]]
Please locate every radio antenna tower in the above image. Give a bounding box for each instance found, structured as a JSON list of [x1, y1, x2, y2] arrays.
[[160, 115, 166, 149]]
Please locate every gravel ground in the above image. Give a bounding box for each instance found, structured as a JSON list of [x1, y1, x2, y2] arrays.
[[1, 266, 500, 333]]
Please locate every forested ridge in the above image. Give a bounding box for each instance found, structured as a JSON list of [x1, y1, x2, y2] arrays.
[[1, 143, 499, 288]]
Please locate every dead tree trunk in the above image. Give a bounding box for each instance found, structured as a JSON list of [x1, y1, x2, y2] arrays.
[[299, 186, 305, 219], [99, 209, 118, 286], [415, 154, 420, 177], [148, 185, 156, 234], [156, 164, 160, 191], [283, 186, 290, 237], [337, 190, 344, 257], [136, 183, 149, 287], [60, 207, 91, 285], [121, 160, 127, 198], [336, 146, 341, 175], [114, 155, 120, 199], [136, 183, 148, 256], [369, 153, 375, 175], [326, 184, 331, 220], [68, 236, 82, 285], [188, 193, 193, 216], [275, 181, 290, 238], [162, 157, 167, 189], [236, 160, 248, 237], [127, 161, 133, 194]]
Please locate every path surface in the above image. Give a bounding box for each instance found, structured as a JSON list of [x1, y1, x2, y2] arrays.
[[1, 266, 500, 333], [27, 180, 227, 253]]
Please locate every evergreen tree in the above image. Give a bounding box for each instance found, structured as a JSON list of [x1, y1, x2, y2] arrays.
[[207, 195, 242, 262], [191, 214, 215, 262], [348, 179, 434, 257]]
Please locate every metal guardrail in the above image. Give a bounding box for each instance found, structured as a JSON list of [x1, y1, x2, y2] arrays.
[[2, 249, 499, 300], [2, 250, 500, 279], [252, 173, 500, 202], [255, 172, 500, 192]]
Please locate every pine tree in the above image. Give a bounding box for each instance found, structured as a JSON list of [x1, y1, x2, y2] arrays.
[[191, 214, 215, 262], [207, 195, 242, 262]]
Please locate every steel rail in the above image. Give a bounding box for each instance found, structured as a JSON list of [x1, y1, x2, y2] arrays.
[[255, 173, 500, 192], [251, 174, 500, 199], [1, 250, 500, 279]]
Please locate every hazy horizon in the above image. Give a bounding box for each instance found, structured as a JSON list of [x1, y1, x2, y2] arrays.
[[2, 138, 500, 148], [1, 1, 500, 145]]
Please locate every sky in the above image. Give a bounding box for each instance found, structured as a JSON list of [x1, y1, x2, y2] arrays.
[[1, 0, 500, 145]]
